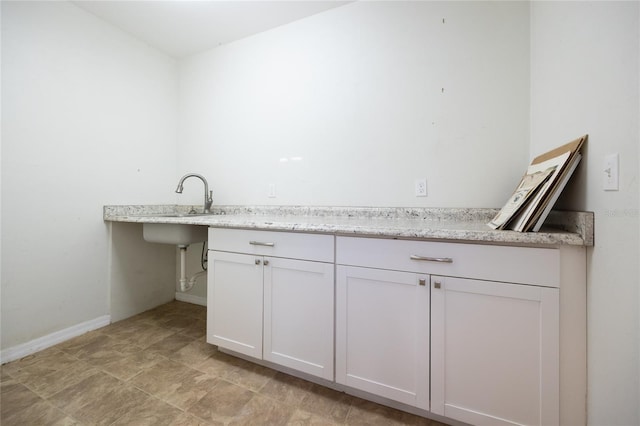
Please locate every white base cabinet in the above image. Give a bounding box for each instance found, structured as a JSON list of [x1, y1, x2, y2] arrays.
[[208, 251, 263, 359], [206, 230, 585, 426], [430, 276, 559, 426], [336, 265, 430, 410], [263, 257, 334, 380], [336, 236, 565, 425], [207, 228, 334, 381]]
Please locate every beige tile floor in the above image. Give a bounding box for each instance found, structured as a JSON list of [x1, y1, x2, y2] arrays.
[[1, 300, 447, 426]]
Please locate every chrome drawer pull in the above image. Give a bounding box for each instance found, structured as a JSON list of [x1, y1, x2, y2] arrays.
[[249, 241, 275, 247], [410, 255, 453, 263]]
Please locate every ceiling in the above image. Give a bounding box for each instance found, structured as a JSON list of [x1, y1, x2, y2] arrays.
[[72, 1, 351, 58]]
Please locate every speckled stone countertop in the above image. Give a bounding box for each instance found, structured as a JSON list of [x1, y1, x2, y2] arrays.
[[103, 205, 594, 246]]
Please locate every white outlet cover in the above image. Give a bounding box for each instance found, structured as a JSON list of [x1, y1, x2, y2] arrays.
[[603, 153, 619, 191], [415, 178, 427, 197]]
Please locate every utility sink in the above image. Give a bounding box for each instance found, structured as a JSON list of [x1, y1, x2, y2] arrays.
[[143, 220, 208, 246]]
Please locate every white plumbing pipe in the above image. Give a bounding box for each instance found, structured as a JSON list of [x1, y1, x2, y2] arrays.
[[177, 244, 206, 292], [178, 245, 189, 292], [187, 270, 207, 288]]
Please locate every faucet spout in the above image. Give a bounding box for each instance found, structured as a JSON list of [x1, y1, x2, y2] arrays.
[[175, 173, 213, 213]]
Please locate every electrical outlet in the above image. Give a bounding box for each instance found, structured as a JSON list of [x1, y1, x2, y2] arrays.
[[268, 183, 276, 198], [603, 154, 619, 191], [415, 178, 427, 197]]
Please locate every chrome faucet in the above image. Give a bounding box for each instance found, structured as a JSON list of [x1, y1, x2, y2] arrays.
[[175, 173, 213, 213]]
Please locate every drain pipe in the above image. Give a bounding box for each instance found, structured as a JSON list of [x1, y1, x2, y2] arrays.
[[178, 245, 207, 292], [178, 245, 190, 292]]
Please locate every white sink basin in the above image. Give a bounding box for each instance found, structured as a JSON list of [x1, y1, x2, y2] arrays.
[[143, 222, 208, 246]]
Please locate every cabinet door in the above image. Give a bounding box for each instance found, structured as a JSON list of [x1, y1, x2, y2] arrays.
[[207, 251, 263, 359], [263, 257, 334, 380], [431, 276, 559, 426], [336, 266, 429, 410]]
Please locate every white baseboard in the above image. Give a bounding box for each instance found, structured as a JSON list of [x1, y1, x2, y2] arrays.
[[1, 315, 111, 365], [175, 292, 207, 306]]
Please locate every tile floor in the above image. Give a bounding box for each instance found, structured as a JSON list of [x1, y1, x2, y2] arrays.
[[1, 300, 447, 426]]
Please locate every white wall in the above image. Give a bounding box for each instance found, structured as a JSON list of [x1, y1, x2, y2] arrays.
[[1, 2, 178, 350], [179, 2, 640, 422], [530, 2, 640, 425], [177, 1, 530, 208], [110, 223, 176, 323]]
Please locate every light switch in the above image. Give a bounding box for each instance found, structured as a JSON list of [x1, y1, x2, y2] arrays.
[[603, 153, 619, 191]]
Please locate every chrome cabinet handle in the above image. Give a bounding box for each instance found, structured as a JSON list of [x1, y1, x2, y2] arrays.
[[249, 241, 275, 247], [264, 260, 269, 266], [410, 255, 453, 263], [255, 259, 261, 265]]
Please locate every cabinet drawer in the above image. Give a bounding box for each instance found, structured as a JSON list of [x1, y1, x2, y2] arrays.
[[209, 228, 334, 263], [336, 236, 559, 287]]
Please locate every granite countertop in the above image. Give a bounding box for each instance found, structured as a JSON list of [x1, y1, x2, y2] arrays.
[[103, 205, 594, 247]]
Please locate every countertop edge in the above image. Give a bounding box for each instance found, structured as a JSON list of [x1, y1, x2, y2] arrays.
[[103, 205, 593, 247]]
